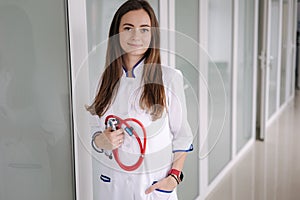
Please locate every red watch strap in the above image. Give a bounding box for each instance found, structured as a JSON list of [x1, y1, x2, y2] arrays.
[[168, 169, 181, 178]]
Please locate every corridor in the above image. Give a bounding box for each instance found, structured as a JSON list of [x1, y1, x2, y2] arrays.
[[207, 90, 300, 200]]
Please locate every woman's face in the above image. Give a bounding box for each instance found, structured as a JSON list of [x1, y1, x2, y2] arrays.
[[119, 9, 151, 58]]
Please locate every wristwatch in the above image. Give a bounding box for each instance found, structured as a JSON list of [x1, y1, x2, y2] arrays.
[[168, 169, 184, 182]]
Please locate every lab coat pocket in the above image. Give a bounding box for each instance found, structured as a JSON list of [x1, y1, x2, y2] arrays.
[[96, 167, 115, 196], [99, 174, 111, 183], [98, 173, 113, 194], [150, 181, 174, 200]]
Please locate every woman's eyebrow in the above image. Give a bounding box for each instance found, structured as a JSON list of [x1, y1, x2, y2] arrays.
[[123, 23, 134, 27], [140, 24, 150, 27], [122, 23, 150, 27]]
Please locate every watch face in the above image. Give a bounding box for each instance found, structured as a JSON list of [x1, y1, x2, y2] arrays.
[[180, 172, 184, 181]]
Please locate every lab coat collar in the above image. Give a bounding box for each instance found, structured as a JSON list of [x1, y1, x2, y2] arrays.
[[122, 56, 145, 78]]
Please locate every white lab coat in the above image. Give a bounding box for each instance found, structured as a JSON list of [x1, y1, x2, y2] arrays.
[[90, 59, 193, 200]]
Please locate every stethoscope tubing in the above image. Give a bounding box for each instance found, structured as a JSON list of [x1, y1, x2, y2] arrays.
[[105, 115, 147, 171]]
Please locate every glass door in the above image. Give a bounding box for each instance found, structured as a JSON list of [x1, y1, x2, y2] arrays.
[[175, 0, 200, 199], [268, 0, 281, 119], [289, 0, 297, 97], [280, 0, 289, 105], [207, 0, 233, 183], [280, 0, 296, 105], [198, 0, 258, 198], [236, 0, 256, 152], [258, 0, 297, 137], [0, 1, 74, 200]]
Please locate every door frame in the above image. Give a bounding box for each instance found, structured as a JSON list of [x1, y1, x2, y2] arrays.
[[67, 0, 93, 200], [257, 0, 272, 141], [197, 0, 258, 199]]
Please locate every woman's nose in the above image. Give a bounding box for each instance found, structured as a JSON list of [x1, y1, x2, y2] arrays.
[[131, 29, 141, 40]]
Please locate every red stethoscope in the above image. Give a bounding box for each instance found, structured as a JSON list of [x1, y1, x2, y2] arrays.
[[105, 115, 147, 171]]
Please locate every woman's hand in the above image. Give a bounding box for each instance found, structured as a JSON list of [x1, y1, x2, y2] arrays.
[[94, 127, 124, 150], [145, 175, 178, 194]]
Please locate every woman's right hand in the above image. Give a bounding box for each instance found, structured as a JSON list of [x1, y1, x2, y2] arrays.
[[94, 127, 125, 150]]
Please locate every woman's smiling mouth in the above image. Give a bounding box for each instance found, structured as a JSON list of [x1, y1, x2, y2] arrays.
[[127, 43, 143, 48]]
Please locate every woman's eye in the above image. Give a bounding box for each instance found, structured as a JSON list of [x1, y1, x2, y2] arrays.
[[124, 27, 132, 31], [140, 28, 150, 33]]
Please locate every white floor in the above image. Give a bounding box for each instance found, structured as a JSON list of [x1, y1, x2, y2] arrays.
[[206, 90, 300, 200]]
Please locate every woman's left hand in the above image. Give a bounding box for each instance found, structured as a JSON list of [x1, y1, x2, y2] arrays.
[[145, 175, 178, 194]]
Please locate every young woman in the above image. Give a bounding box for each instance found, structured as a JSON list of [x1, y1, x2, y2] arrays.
[[87, 0, 193, 199]]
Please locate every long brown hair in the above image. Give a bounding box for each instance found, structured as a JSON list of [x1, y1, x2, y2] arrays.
[[87, 0, 166, 120]]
